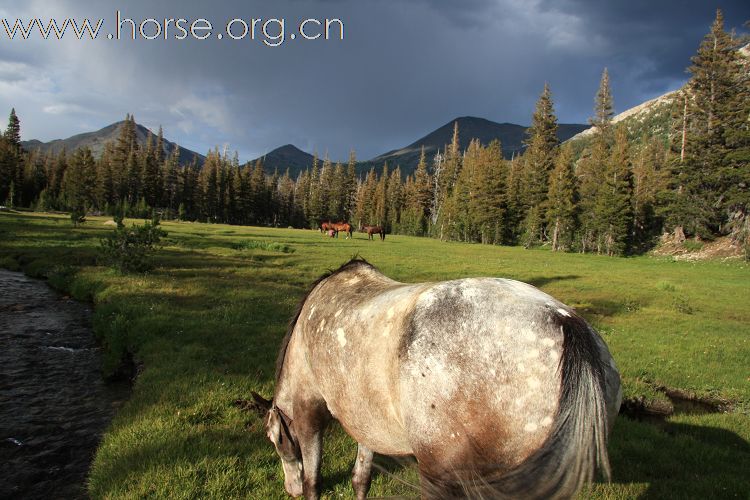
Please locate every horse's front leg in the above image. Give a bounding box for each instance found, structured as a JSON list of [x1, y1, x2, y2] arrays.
[[351, 443, 374, 499], [295, 405, 330, 500]]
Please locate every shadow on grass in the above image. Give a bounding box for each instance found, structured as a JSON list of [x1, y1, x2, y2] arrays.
[[525, 274, 581, 288], [607, 416, 750, 498]]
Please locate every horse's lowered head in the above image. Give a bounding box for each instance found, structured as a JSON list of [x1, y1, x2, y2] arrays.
[[250, 391, 303, 497]]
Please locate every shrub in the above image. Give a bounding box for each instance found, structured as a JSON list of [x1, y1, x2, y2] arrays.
[[682, 240, 704, 252], [70, 207, 86, 226], [99, 215, 167, 272], [672, 295, 694, 315], [231, 240, 294, 253]]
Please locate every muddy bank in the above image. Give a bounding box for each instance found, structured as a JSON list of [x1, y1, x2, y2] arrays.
[[0, 269, 129, 499]]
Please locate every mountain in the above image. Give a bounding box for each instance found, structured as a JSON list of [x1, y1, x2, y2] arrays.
[[365, 116, 589, 174], [21, 121, 205, 166], [565, 91, 679, 151], [250, 144, 317, 179], [566, 43, 750, 152]]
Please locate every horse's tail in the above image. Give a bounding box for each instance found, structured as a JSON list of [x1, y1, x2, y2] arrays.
[[426, 314, 612, 499], [382, 230, 385, 241]]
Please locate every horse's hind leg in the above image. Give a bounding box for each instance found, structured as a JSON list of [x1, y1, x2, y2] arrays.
[[351, 443, 374, 499]]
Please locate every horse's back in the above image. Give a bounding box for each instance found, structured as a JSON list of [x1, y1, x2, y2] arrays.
[[398, 278, 579, 474], [298, 268, 426, 453]]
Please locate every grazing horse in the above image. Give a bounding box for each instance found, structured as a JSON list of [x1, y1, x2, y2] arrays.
[[251, 258, 621, 499], [331, 222, 353, 239], [362, 225, 385, 241], [320, 221, 333, 234]]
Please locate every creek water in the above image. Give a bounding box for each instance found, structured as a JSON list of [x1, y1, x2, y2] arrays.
[[0, 269, 129, 499]]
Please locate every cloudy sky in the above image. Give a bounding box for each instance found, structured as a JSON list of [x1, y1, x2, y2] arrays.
[[0, 0, 748, 162]]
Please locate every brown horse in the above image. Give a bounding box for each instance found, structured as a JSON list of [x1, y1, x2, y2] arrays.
[[251, 259, 621, 499], [330, 222, 353, 239], [362, 225, 385, 241], [319, 221, 333, 234]]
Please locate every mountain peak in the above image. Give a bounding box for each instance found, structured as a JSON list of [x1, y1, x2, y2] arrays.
[[251, 144, 316, 177], [21, 120, 204, 166], [368, 116, 587, 172]]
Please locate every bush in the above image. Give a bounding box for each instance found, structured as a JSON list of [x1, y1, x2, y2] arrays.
[[70, 207, 86, 226], [231, 239, 294, 253], [99, 215, 167, 272]]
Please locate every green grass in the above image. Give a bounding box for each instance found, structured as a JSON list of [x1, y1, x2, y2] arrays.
[[230, 239, 295, 253], [1, 211, 748, 499]]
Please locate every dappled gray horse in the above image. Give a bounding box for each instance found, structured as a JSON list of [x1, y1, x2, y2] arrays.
[[251, 258, 621, 499]]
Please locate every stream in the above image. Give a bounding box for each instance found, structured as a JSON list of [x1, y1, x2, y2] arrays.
[[0, 269, 129, 499]]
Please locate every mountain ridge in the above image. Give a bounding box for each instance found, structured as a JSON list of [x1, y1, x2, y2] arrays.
[[252, 116, 588, 178], [21, 121, 205, 167], [366, 116, 588, 173]]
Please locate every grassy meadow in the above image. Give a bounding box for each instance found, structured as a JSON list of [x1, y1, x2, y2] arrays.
[[0, 211, 748, 499]]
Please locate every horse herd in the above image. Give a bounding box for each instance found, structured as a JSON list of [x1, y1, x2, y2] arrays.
[[320, 221, 385, 241]]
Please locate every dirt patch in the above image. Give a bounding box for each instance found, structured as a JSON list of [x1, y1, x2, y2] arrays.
[[652, 234, 744, 261], [621, 386, 731, 426]]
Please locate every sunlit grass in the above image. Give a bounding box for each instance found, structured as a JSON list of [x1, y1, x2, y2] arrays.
[[1, 211, 748, 499]]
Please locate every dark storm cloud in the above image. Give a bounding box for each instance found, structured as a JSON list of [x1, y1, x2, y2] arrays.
[[537, 0, 750, 89], [0, 0, 748, 162]]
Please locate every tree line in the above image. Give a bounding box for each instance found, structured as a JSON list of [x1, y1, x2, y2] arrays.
[[0, 10, 747, 256]]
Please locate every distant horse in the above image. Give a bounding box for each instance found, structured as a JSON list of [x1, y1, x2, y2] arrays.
[[320, 221, 333, 234], [362, 225, 385, 241], [250, 258, 621, 500], [331, 222, 353, 239]]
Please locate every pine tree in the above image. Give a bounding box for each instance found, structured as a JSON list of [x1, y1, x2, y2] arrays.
[[414, 146, 432, 220], [154, 126, 165, 166], [578, 69, 617, 252], [250, 159, 267, 224], [400, 175, 423, 236], [346, 150, 358, 220], [141, 133, 161, 208], [200, 150, 221, 221], [163, 147, 180, 212], [318, 155, 333, 219], [113, 116, 139, 202], [504, 155, 525, 243], [307, 154, 322, 227], [546, 143, 578, 251], [0, 108, 22, 204], [374, 163, 389, 226], [386, 166, 403, 231], [23, 151, 47, 207], [632, 138, 669, 251], [591, 68, 614, 133], [594, 128, 633, 256], [96, 145, 116, 210], [577, 139, 609, 252], [330, 162, 347, 221], [296, 170, 311, 224], [521, 83, 559, 247], [62, 147, 96, 213], [49, 148, 67, 205], [354, 167, 377, 228], [226, 162, 239, 224], [401, 146, 433, 235], [4, 108, 21, 150], [666, 9, 744, 239], [440, 122, 462, 202], [450, 139, 482, 241]]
